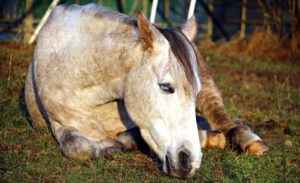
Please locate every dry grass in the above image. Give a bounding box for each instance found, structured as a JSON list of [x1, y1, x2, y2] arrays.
[[200, 27, 300, 62]]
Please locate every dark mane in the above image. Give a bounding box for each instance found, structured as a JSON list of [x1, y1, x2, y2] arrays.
[[157, 27, 198, 89]]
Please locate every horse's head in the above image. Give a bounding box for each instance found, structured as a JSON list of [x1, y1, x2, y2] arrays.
[[124, 12, 202, 178]]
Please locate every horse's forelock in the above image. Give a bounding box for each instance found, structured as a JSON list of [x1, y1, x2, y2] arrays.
[[158, 27, 200, 92]]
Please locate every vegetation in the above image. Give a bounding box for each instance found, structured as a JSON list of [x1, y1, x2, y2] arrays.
[[0, 42, 299, 182]]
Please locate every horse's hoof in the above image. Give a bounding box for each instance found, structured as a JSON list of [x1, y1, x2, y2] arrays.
[[206, 131, 226, 149], [246, 141, 269, 156]]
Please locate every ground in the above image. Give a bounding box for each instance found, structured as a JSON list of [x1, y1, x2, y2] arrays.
[[0, 41, 299, 182]]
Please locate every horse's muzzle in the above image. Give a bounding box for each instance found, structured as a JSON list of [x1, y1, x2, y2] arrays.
[[166, 148, 198, 178]]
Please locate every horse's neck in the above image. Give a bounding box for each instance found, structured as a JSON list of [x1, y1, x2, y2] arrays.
[[44, 5, 146, 102], [78, 17, 145, 100], [92, 24, 144, 80]]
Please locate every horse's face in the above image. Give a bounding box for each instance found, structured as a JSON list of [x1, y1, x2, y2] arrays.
[[124, 13, 202, 178]]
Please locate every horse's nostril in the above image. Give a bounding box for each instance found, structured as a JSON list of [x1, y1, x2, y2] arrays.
[[178, 149, 191, 172]]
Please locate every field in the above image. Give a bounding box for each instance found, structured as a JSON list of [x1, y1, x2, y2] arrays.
[[0, 41, 299, 182]]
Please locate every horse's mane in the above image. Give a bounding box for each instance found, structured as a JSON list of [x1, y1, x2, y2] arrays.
[[158, 28, 199, 90]]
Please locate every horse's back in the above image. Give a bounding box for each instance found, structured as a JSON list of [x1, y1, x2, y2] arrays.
[[38, 4, 136, 46]]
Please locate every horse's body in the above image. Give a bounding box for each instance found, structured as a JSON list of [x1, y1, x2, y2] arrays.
[[26, 5, 144, 139], [25, 4, 268, 178]]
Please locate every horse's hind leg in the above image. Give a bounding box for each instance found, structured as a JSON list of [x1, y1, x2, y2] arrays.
[[54, 123, 124, 160], [196, 58, 268, 155]]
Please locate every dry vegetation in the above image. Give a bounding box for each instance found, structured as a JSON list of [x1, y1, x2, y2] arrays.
[[199, 28, 300, 62]]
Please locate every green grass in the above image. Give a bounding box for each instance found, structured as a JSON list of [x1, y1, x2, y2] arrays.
[[0, 42, 299, 182]]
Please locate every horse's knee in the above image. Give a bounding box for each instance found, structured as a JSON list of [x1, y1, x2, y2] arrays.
[[60, 131, 95, 160], [62, 132, 126, 159], [58, 128, 127, 160]]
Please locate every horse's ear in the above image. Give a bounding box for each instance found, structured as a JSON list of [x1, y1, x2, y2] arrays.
[[182, 15, 197, 41], [137, 11, 163, 50]]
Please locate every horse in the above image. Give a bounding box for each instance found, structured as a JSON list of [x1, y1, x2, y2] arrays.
[[24, 4, 268, 178]]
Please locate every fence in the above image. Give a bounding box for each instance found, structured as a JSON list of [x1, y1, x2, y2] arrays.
[[0, 0, 298, 49]]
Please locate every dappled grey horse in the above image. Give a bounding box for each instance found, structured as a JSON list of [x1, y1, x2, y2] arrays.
[[25, 4, 268, 178]]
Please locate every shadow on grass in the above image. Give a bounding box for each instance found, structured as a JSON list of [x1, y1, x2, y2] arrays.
[[18, 87, 33, 127]]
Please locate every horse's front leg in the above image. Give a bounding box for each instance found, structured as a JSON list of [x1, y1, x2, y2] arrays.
[[54, 123, 126, 160], [196, 75, 268, 155]]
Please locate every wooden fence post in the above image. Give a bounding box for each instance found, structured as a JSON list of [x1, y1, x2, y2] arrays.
[[98, 0, 103, 5], [240, 0, 247, 39], [142, 0, 147, 15], [129, 0, 139, 15], [207, 0, 214, 39], [164, 0, 170, 20], [23, 0, 33, 43], [291, 0, 298, 52]]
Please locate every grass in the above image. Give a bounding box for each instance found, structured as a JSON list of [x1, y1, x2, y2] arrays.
[[0, 42, 299, 182]]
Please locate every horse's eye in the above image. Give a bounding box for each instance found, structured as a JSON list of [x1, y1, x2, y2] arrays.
[[159, 83, 175, 94]]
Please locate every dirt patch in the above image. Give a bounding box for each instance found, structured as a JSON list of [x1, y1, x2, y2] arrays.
[[107, 152, 160, 175]]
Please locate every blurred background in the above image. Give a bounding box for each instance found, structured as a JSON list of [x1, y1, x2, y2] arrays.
[[0, 0, 299, 53]]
